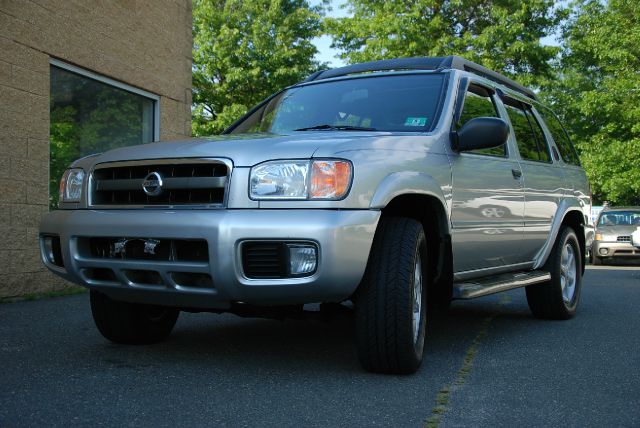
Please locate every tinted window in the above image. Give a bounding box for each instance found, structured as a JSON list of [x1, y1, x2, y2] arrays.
[[457, 86, 505, 157], [538, 107, 581, 166], [230, 74, 445, 134], [527, 110, 551, 162], [504, 98, 551, 163]]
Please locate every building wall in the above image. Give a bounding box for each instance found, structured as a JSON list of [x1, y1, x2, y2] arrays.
[[0, 0, 193, 298]]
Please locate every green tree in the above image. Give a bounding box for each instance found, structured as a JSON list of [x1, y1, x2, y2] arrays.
[[192, 0, 325, 136], [325, 0, 564, 86], [543, 0, 640, 205]]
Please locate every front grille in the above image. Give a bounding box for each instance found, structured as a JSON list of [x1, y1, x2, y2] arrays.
[[90, 160, 229, 207], [242, 242, 288, 279], [78, 237, 209, 262], [617, 236, 631, 242]]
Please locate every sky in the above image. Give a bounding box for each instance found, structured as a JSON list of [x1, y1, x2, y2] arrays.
[[311, 0, 562, 69], [311, 0, 348, 67]]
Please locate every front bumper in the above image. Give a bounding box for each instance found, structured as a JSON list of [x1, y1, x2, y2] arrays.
[[592, 241, 640, 261], [40, 209, 380, 309]]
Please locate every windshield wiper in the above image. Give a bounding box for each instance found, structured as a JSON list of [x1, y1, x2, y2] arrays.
[[294, 124, 378, 132]]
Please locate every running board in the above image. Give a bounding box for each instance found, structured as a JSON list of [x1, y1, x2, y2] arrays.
[[452, 270, 551, 299]]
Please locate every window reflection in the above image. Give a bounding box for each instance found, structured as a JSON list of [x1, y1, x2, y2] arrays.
[[49, 65, 155, 208]]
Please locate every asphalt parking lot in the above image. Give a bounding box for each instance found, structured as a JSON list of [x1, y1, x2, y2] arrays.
[[1, 265, 639, 427]]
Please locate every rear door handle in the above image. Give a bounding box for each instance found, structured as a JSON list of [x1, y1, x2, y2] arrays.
[[512, 169, 522, 179]]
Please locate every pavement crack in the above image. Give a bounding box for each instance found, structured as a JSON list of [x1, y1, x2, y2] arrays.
[[424, 295, 510, 428]]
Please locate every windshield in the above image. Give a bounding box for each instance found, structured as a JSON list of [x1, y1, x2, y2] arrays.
[[229, 73, 446, 134], [597, 211, 640, 226]]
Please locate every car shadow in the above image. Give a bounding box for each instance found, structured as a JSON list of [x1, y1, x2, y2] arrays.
[[84, 296, 538, 375]]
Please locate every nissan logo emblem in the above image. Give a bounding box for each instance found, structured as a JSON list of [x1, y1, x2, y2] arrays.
[[142, 172, 163, 196]]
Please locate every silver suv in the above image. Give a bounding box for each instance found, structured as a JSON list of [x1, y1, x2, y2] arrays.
[[40, 56, 592, 374]]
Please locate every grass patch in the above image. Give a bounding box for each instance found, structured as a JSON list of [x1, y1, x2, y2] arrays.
[[1, 286, 87, 304], [454, 316, 491, 386], [423, 295, 511, 428], [436, 389, 450, 406], [425, 415, 442, 428]]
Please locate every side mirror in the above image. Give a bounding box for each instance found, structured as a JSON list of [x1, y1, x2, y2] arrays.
[[452, 117, 509, 152]]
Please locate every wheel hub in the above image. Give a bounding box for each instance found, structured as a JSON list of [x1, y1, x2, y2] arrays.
[[412, 257, 423, 344], [560, 243, 577, 304]]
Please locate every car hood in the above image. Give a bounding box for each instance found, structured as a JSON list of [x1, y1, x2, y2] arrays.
[[84, 131, 415, 168], [595, 225, 640, 236]]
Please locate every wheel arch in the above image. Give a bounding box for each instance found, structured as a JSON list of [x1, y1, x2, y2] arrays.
[[534, 202, 587, 274], [370, 172, 449, 217], [367, 172, 454, 303], [562, 210, 587, 274], [377, 192, 452, 296]]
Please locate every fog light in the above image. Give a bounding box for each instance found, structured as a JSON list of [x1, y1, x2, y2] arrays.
[[288, 244, 317, 276], [42, 235, 64, 267], [599, 247, 609, 256]]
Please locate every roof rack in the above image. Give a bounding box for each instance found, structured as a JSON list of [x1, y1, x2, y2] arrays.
[[303, 55, 536, 100]]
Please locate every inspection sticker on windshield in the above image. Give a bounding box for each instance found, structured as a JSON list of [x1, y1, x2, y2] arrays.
[[405, 117, 427, 127]]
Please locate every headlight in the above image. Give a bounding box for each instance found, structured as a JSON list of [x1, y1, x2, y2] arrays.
[[250, 161, 309, 199], [250, 159, 352, 200], [59, 168, 85, 202], [595, 233, 616, 242]]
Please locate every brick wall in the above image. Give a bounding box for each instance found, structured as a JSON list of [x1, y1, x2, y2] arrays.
[[0, 0, 193, 298]]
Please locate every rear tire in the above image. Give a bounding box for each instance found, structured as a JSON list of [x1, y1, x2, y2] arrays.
[[90, 290, 179, 344], [526, 226, 582, 320], [355, 217, 428, 374]]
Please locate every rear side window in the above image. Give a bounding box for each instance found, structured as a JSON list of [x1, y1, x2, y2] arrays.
[[504, 98, 551, 163], [457, 86, 506, 157], [537, 107, 581, 166]]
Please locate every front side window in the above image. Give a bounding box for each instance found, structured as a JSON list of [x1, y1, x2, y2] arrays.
[[229, 74, 446, 134], [504, 98, 551, 163], [457, 85, 506, 157], [50, 65, 157, 208]]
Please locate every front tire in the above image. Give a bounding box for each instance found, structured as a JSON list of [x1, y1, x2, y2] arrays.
[[90, 290, 179, 344], [526, 226, 582, 320], [355, 217, 428, 374]]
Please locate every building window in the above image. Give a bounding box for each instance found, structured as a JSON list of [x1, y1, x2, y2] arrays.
[[49, 60, 160, 208]]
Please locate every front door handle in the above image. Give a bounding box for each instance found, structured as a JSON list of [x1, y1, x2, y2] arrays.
[[512, 169, 522, 179]]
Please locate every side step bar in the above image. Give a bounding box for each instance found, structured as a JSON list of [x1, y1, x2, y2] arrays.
[[452, 270, 551, 300]]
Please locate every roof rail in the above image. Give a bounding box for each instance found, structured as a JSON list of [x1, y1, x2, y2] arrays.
[[304, 55, 536, 100]]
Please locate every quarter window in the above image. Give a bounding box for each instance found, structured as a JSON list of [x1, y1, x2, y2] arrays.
[[537, 107, 581, 166], [504, 98, 551, 163]]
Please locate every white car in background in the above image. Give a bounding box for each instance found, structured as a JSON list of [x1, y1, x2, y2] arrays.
[[592, 207, 640, 265]]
